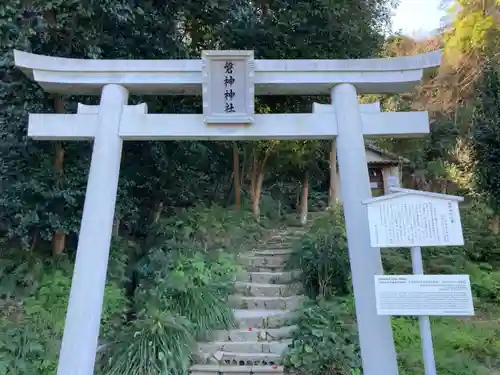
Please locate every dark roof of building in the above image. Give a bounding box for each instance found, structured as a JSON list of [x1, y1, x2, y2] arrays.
[[365, 141, 410, 165]]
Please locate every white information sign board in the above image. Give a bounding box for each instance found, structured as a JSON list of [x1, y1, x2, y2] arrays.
[[202, 50, 255, 125], [364, 191, 464, 248], [374, 275, 474, 316]]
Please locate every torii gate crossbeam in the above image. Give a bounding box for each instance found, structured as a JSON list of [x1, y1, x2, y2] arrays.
[[28, 110, 429, 140], [14, 49, 442, 375]]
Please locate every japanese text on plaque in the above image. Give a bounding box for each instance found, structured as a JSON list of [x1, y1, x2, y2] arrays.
[[223, 61, 236, 113]]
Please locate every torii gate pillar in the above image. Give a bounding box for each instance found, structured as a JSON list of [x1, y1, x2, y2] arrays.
[[58, 84, 129, 374], [333, 84, 398, 372]]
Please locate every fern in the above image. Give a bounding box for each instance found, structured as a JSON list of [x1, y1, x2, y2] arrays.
[[100, 310, 193, 375], [168, 285, 236, 339]]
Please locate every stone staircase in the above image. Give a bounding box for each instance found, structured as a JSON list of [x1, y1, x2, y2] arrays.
[[190, 227, 306, 375]]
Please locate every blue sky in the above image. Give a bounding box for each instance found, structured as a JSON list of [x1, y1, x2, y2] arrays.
[[391, 0, 447, 37]]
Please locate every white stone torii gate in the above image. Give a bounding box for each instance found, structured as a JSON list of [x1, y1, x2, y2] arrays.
[[14, 49, 441, 375]]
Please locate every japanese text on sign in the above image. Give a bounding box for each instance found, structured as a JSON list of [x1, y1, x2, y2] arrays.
[[201, 50, 254, 125], [224, 61, 236, 113], [366, 195, 464, 248]]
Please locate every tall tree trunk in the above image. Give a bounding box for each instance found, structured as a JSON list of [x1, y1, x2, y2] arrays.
[[252, 173, 263, 220], [112, 218, 120, 237], [211, 174, 224, 202], [240, 145, 248, 186], [300, 170, 309, 226], [150, 201, 164, 225], [53, 98, 66, 255], [250, 151, 270, 220], [250, 152, 257, 204], [328, 140, 339, 205], [225, 175, 235, 206], [491, 215, 500, 235], [44, 9, 66, 255], [295, 185, 301, 211], [258, 0, 271, 18], [233, 142, 241, 210]]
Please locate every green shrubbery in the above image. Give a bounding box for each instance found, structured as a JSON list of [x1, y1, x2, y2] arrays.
[[0, 249, 126, 374], [286, 205, 351, 299], [283, 298, 361, 375], [285, 202, 500, 375], [152, 203, 269, 252], [99, 205, 267, 374], [0, 204, 270, 375]]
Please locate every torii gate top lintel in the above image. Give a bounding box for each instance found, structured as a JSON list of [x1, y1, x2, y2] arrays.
[[14, 49, 442, 96]]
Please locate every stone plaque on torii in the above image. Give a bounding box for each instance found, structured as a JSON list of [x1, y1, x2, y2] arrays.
[[14, 49, 442, 375]]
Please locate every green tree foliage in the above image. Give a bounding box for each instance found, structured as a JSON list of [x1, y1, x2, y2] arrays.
[[443, 0, 500, 63], [286, 206, 351, 299], [471, 65, 500, 212]]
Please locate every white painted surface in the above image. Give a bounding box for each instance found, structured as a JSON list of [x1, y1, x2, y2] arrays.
[[388, 188, 464, 200], [77, 103, 148, 114], [374, 275, 474, 316], [202, 50, 254, 124], [14, 50, 442, 95], [365, 194, 464, 248], [28, 111, 430, 141], [333, 163, 396, 201], [313, 101, 381, 113], [56, 85, 129, 375], [387, 175, 400, 189], [332, 84, 399, 375]]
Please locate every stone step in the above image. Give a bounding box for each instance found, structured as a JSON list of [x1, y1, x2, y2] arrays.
[[251, 249, 293, 256], [190, 364, 285, 375], [229, 295, 305, 310], [271, 229, 305, 236], [234, 309, 296, 329], [260, 237, 297, 244], [218, 352, 282, 366], [237, 270, 300, 284], [271, 230, 306, 236], [257, 240, 295, 248], [197, 340, 292, 355], [234, 282, 299, 298], [236, 255, 287, 271], [211, 326, 297, 342]]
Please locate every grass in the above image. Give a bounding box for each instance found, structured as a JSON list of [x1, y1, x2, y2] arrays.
[[383, 246, 500, 375], [393, 314, 500, 375]]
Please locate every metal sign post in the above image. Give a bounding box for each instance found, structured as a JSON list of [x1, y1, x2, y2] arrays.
[[411, 245, 437, 375]]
